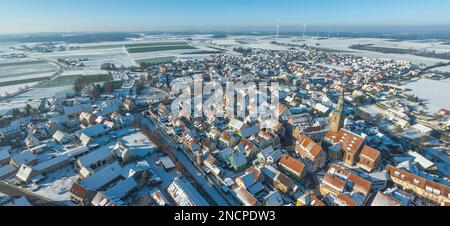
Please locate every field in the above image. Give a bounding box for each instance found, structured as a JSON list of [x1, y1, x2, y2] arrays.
[[125, 42, 187, 48], [0, 76, 50, 87], [312, 47, 350, 53], [0, 60, 47, 68], [127, 45, 196, 54], [135, 56, 176, 65], [235, 39, 253, 44], [350, 44, 412, 54], [42, 74, 112, 88]]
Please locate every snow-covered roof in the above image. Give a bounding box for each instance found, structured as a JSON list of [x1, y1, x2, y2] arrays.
[[411, 124, 433, 134], [52, 130, 70, 142], [104, 177, 137, 199], [78, 124, 109, 138], [160, 156, 176, 170], [16, 164, 34, 182], [167, 177, 209, 206], [80, 162, 122, 190], [408, 151, 435, 170], [11, 151, 37, 167], [5, 197, 32, 206], [78, 147, 113, 168], [0, 149, 11, 161], [33, 154, 70, 172], [264, 190, 284, 206], [0, 164, 16, 179]]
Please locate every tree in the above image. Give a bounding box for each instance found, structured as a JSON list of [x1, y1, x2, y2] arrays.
[[74, 76, 87, 95], [104, 81, 113, 94], [25, 104, 33, 116], [90, 86, 100, 100], [136, 80, 145, 94]]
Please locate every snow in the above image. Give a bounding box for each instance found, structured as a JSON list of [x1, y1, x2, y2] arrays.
[[405, 78, 450, 113], [26, 166, 78, 205]]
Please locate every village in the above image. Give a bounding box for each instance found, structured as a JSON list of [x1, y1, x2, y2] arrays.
[[0, 40, 449, 207]]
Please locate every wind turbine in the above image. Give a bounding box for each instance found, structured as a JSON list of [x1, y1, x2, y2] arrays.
[[303, 23, 306, 38], [276, 21, 280, 40]]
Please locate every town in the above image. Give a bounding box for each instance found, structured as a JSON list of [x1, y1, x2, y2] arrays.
[[0, 34, 449, 207]]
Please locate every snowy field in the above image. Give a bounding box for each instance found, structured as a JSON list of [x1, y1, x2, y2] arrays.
[[434, 65, 450, 72], [0, 82, 38, 96], [405, 78, 450, 113], [278, 36, 449, 66]]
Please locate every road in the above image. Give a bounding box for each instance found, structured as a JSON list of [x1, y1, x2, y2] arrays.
[[138, 115, 233, 206], [0, 181, 64, 206]]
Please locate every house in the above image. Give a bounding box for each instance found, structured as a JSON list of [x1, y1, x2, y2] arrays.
[[370, 191, 402, 206], [296, 193, 326, 206], [295, 134, 327, 172], [76, 147, 114, 172], [52, 130, 73, 144], [386, 165, 450, 206], [65, 103, 93, 118], [357, 145, 381, 172], [228, 150, 247, 172], [91, 177, 138, 206], [263, 190, 284, 206], [236, 172, 257, 190], [167, 177, 209, 206], [203, 154, 222, 178], [236, 138, 258, 158], [9, 151, 38, 168], [228, 118, 247, 132], [261, 165, 294, 194], [150, 189, 171, 206], [70, 162, 123, 205], [25, 134, 40, 149], [159, 156, 176, 171], [239, 126, 260, 138], [76, 124, 110, 140], [219, 131, 238, 149], [249, 130, 279, 150], [234, 186, 260, 206], [16, 155, 70, 183], [79, 112, 97, 125], [257, 145, 282, 164], [0, 147, 11, 165], [123, 97, 134, 111], [320, 164, 373, 205], [279, 155, 307, 181], [324, 129, 365, 166], [113, 141, 156, 164], [0, 164, 17, 179]]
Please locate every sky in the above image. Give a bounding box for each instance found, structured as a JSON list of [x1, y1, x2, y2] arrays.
[[0, 0, 450, 34]]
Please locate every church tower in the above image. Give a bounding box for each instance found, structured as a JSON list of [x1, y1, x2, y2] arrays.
[[329, 91, 345, 133]]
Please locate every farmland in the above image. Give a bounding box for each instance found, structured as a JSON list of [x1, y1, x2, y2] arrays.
[[42, 74, 112, 88], [0, 76, 50, 87], [126, 44, 196, 54], [0, 60, 47, 68], [135, 56, 176, 65]]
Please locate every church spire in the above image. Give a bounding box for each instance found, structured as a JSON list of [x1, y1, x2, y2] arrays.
[[329, 90, 345, 133]]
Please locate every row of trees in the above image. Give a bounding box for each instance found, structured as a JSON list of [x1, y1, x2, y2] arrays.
[[73, 76, 115, 100]]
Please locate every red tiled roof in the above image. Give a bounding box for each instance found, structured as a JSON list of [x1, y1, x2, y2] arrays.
[[360, 145, 381, 161], [296, 134, 324, 160], [279, 155, 305, 174], [334, 129, 365, 154], [387, 165, 450, 198]]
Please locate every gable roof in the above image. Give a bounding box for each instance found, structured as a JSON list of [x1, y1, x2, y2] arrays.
[[360, 145, 381, 161], [296, 134, 324, 160], [279, 155, 305, 174]]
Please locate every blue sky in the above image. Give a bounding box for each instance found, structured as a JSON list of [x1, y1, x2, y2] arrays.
[[0, 0, 449, 34]]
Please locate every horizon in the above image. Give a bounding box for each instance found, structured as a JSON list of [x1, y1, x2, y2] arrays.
[[1, 0, 450, 34]]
